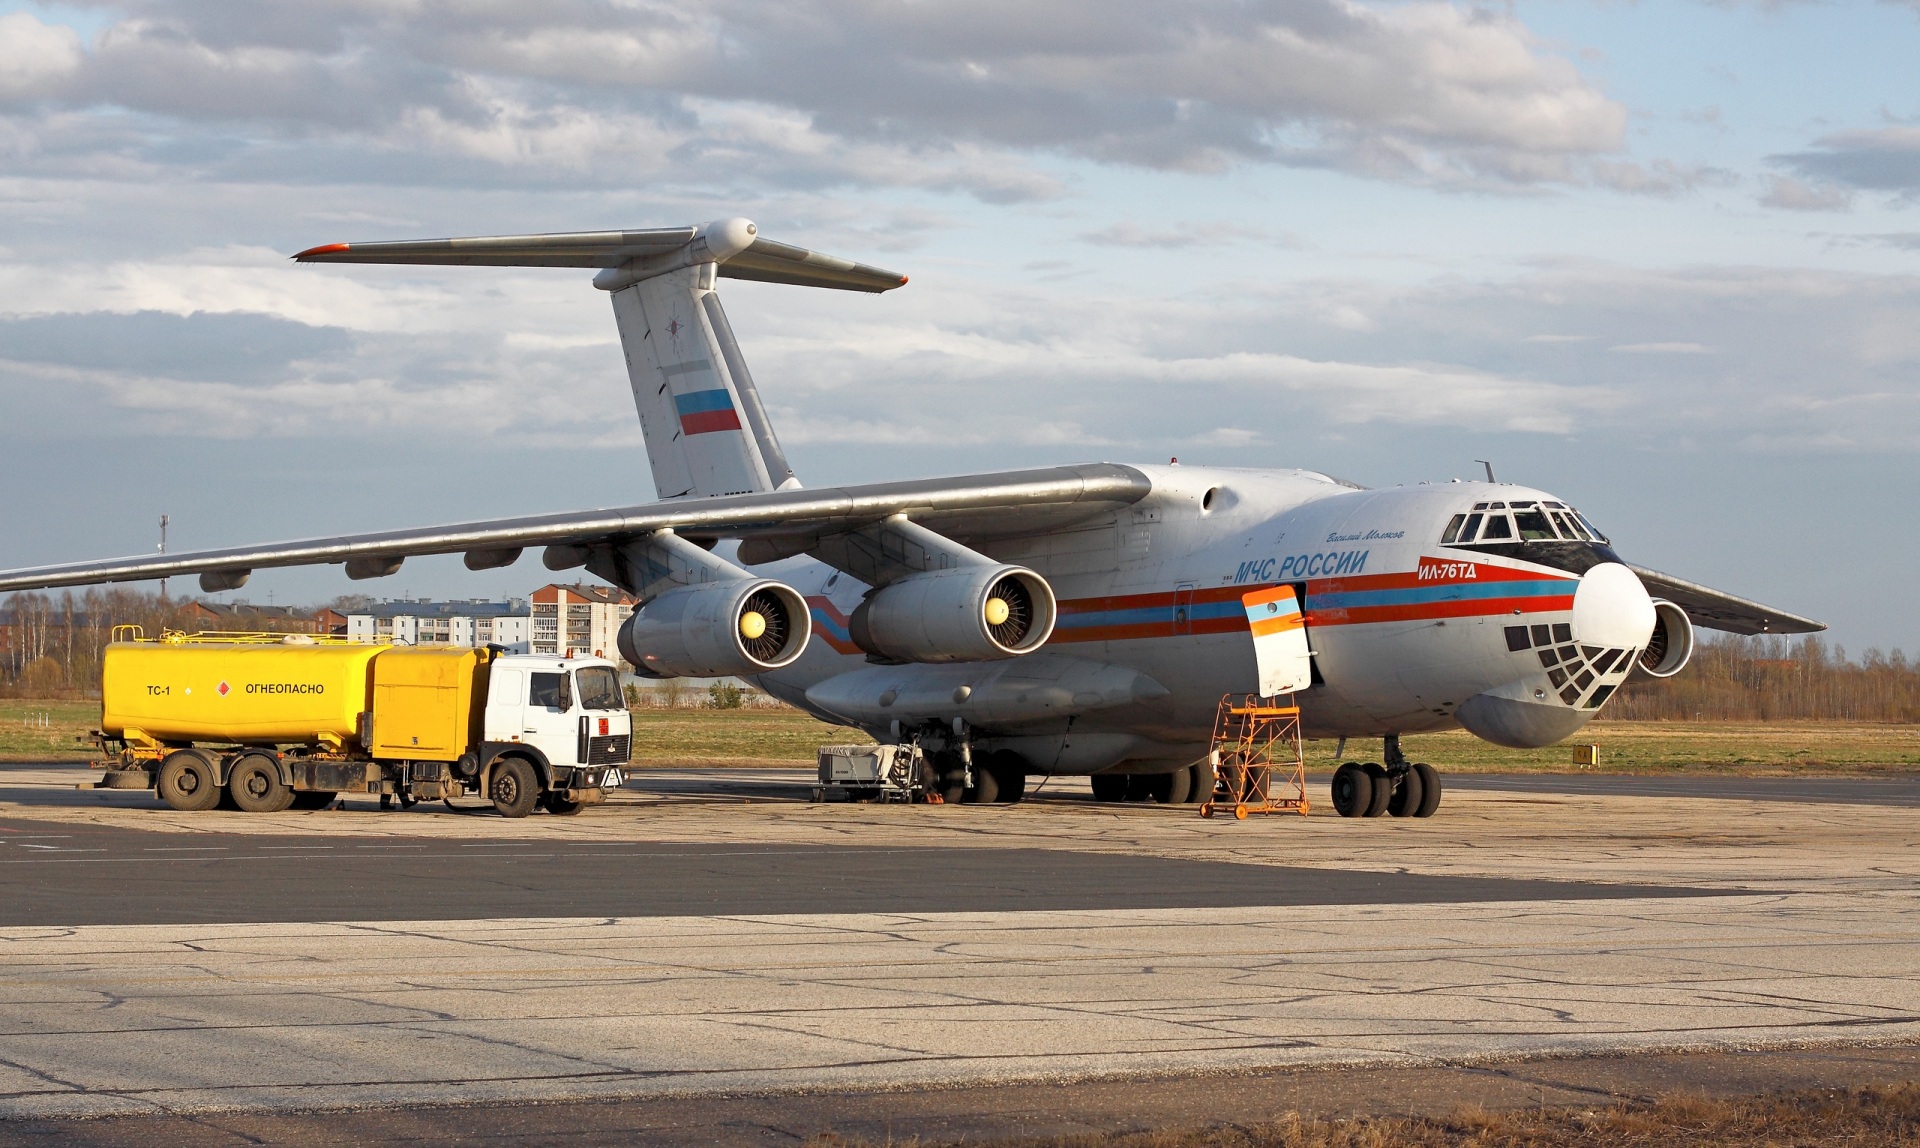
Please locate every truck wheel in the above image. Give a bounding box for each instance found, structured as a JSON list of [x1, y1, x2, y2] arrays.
[[542, 793, 584, 816], [490, 759, 538, 818], [157, 751, 219, 812], [228, 754, 293, 813]]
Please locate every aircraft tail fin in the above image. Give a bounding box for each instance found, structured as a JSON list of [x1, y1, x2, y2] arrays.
[[296, 218, 907, 500]]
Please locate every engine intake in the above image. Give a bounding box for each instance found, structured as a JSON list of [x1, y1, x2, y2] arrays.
[[850, 566, 1056, 663], [1637, 600, 1694, 678], [617, 578, 810, 678]]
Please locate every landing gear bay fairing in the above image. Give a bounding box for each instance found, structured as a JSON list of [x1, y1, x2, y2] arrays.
[[0, 220, 1823, 815]]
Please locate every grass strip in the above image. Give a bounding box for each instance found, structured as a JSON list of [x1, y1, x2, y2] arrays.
[[826, 1082, 1920, 1148]]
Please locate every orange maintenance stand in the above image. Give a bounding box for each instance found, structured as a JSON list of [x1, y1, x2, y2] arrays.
[[1200, 694, 1309, 820]]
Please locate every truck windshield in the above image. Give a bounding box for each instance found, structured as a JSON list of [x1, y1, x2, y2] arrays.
[[574, 667, 625, 711]]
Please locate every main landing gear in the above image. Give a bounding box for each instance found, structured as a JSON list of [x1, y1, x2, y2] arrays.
[[1090, 763, 1212, 805], [1331, 736, 1441, 818]]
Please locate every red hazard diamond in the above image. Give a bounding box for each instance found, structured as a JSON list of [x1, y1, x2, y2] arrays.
[[217, 680, 230, 697]]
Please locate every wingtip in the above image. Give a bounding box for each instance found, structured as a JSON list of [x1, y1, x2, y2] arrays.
[[293, 242, 351, 261]]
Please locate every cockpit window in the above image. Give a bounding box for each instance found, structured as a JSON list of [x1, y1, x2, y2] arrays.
[[1514, 508, 1556, 540], [1446, 495, 1613, 548]]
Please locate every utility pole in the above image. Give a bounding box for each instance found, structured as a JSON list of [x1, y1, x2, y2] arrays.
[[157, 515, 169, 599]]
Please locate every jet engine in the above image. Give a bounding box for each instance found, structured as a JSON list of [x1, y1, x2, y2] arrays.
[[1637, 599, 1694, 678], [617, 579, 810, 678], [849, 566, 1056, 663]]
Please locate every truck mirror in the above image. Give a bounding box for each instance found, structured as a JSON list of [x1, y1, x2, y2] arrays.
[[558, 673, 573, 712]]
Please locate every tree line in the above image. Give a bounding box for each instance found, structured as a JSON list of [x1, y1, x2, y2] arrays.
[[0, 589, 339, 697], [1610, 634, 1917, 722]]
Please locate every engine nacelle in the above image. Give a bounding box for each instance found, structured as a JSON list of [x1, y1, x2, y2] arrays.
[[617, 579, 810, 679], [1637, 600, 1694, 678], [850, 566, 1056, 663]]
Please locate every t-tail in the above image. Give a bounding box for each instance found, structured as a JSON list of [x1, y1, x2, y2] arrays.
[[295, 218, 907, 500]]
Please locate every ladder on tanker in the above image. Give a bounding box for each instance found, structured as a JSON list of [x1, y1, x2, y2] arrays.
[[1200, 694, 1309, 820]]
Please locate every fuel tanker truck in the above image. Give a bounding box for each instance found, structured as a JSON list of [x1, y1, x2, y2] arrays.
[[91, 630, 631, 817]]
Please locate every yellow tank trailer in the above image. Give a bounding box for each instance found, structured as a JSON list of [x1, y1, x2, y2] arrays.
[[93, 631, 631, 818]]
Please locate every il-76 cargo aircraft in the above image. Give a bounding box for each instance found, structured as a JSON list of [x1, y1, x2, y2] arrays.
[[0, 219, 1823, 817]]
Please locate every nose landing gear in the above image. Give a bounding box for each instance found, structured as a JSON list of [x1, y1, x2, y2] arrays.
[[1332, 736, 1441, 818]]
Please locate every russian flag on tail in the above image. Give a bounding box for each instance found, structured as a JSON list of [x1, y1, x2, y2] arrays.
[[673, 388, 744, 435]]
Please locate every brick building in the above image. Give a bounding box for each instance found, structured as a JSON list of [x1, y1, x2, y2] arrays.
[[530, 583, 638, 663]]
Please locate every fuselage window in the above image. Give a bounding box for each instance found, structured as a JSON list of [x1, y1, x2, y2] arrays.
[[1551, 510, 1589, 540], [1480, 513, 1514, 541], [1441, 514, 1466, 545], [1458, 512, 1484, 543], [1514, 508, 1557, 540], [1574, 510, 1609, 543]]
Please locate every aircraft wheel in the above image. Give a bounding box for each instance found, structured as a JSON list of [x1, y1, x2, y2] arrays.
[[985, 753, 1028, 804], [290, 791, 336, 811], [1185, 762, 1211, 804], [1139, 772, 1176, 803], [228, 753, 294, 814], [1413, 763, 1442, 817], [157, 750, 220, 812], [1387, 767, 1423, 817], [1361, 763, 1391, 817], [1165, 766, 1192, 805], [964, 764, 999, 804], [1089, 774, 1127, 803], [1245, 764, 1270, 803], [1330, 762, 1369, 818], [542, 793, 584, 816], [490, 758, 539, 818]]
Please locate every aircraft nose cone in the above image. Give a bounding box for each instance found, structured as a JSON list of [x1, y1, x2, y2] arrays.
[[1572, 562, 1656, 649]]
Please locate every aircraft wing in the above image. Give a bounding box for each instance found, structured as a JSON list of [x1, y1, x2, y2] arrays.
[[0, 465, 1150, 594], [1629, 565, 1826, 636]]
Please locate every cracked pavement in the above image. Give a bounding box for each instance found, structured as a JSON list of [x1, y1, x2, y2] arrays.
[[0, 763, 1917, 1121]]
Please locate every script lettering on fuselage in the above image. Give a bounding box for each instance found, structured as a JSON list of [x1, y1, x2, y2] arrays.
[[1232, 549, 1368, 584]]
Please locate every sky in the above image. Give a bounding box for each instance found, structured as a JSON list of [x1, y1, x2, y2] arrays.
[[0, 0, 1916, 655]]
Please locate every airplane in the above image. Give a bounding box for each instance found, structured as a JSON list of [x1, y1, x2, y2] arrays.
[[0, 218, 1824, 817]]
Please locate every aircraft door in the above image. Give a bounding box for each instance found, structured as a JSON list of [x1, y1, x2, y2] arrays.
[[1240, 585, 1312, 696]]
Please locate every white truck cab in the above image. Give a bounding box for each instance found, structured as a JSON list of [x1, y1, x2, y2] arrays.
[[481, 655, 632, 806]]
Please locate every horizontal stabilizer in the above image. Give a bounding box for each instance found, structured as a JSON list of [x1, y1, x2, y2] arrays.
[[1630, 565, 1825, 636], [295, 218, 908, 294]]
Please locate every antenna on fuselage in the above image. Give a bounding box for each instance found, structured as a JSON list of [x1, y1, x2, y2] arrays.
[[1475, 460, 1497, 483]]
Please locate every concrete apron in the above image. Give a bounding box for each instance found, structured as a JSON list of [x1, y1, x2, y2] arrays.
[[2, 891, 1917, 1120]]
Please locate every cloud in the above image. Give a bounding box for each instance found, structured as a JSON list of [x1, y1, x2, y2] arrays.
[[0, 0, 1631, 193], [1609, 341, 1710, 353], [1773, 126, 1920, 194], [0, 13, 84, 99], [0, 310, 350, 382], [1760, 174, 1853, 211]]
